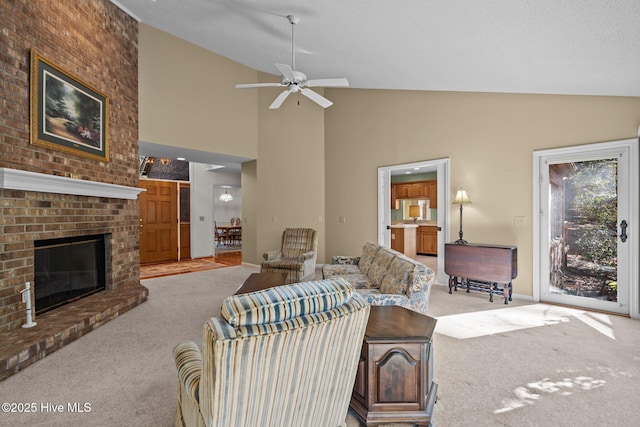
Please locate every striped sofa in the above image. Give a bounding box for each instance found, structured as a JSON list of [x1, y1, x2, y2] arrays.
[[322, 242, 435, 315], [173, 278, 370, 427]]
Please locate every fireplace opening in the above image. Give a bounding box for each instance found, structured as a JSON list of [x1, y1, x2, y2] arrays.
[[34, 234, 107, 315]]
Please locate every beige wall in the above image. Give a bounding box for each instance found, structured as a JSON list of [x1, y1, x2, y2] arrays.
[[241, 160, 258, 264], [138, 25, 327, 265], [138, 24, 258, 159], [324, 88, 640, 295], [137, 25, 640, 295], [256, 73, 326, 263]]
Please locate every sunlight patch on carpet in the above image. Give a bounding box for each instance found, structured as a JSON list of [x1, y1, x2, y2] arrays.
[[494, 372, 606, 414], [435, 304, 615, 340]]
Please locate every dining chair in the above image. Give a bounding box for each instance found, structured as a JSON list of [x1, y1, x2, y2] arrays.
[[214, 221, 228, 247]]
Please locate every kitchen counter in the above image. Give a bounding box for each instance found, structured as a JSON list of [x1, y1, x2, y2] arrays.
[[392, 221, 437, 226], [390, 223, 438, 256], [390, 225, 417, 258]]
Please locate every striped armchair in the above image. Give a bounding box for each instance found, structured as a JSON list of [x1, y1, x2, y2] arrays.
[[260, 228, 318, 284], [173, 278, 370, 427]]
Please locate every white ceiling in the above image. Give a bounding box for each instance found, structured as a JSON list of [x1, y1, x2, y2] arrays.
[[116, 0, 640, 171]]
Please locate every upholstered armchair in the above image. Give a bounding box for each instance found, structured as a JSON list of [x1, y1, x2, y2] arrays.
[[173, 278, 370, 427], [261, 228, 318, 284]]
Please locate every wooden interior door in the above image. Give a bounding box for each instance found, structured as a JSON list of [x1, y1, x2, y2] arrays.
[[139, 180, 178, 264]]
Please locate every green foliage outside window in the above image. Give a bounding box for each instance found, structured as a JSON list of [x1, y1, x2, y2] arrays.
[[568, 160, 617, 267]]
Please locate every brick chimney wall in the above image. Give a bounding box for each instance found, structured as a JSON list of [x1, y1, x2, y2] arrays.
[[0, 1, 139, 331]]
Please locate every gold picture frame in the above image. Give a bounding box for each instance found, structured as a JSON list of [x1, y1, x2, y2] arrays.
[[30, 49, 109, 161]]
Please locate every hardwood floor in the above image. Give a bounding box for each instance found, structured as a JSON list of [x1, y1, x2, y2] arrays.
[[213, 251, 242, 266], [139, 252, 242, 279]]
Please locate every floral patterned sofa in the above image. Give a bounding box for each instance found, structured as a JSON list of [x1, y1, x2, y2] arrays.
[[322, 242, 434, 315]]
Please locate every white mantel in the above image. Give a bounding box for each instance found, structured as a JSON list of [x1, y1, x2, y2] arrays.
[[0, 168, 145, 200]]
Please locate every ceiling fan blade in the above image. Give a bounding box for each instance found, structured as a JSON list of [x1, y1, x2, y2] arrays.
[[235, 82, 282, 89], [300, 88, 333, 108], [269, 89, 292, 109], [275, 63, 296, 81], [306, 78, 349, 87]]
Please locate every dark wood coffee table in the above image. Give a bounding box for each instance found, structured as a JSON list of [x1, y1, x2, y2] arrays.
[[350, 305, 438, 427], [234, 272, 288, 295]]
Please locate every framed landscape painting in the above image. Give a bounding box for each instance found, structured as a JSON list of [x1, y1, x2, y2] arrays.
[[30, 50, 109, 161]]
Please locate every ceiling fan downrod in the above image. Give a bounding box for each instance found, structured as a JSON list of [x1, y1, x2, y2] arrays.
[[287, 15, 298, 71]]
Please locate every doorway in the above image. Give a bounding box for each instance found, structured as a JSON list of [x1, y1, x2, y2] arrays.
[[378, 158, 450, 285], [139, 179, 191, 264], [533, 139, 638, 317], [212, 185, 243, 254]]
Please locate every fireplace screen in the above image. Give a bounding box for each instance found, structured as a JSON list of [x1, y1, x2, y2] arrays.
[[34, 234, 106, 314]]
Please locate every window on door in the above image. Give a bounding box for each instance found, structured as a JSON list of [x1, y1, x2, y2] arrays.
[[548, 159, 618, 302]]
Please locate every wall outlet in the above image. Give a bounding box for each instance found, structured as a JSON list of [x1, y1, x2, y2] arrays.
[[514, 216, 526, 227], [339, 216, 347, 223], [318, 216, 323, 223]]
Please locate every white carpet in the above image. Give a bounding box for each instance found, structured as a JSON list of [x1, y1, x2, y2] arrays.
[[1, 271, 639, 427]]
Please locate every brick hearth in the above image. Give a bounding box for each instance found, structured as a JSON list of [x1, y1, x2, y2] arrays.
[[0, 283, 148, 382]]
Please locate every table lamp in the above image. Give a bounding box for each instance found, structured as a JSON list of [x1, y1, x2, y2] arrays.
[[452, 188, 471, 244], [409, 205, 421, 223]]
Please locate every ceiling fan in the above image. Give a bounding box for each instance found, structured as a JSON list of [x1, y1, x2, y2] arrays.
[[235, 15, 349, 109]]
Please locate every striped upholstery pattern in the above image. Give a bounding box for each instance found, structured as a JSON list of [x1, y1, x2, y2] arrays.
[[280, 227, 317, 258], [173, 279, 370, 427], [260, 228, 318, 284], [221, 278, 353, 327]]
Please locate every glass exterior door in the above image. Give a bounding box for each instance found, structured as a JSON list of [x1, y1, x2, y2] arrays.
[[537, 143, 632, 314]]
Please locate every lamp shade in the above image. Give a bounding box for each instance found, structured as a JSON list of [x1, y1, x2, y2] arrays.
[[409, 205, 421, 218], [453, 188, 471, 205]]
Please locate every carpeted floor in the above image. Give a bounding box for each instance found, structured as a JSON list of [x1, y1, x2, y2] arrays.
[[1, 266, 639, 426]]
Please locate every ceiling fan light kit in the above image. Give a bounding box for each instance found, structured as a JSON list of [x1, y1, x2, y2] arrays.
[[235, 14, 348, 109]]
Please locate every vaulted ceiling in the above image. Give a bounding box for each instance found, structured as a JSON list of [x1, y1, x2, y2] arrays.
[[119, 0, 640, 171], [115, 0, 640, 97]]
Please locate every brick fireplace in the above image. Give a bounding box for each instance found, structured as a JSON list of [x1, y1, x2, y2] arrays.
[[0, 168, 148, 380], [0, 1, 146, 380]]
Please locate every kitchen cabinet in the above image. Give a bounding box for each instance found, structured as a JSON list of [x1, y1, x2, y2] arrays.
[[390, 224, 418, 259], [391, 184, 400, 209], [410, 182, 429, 198], [427, 181, 437, 208], [417, 226, 437, 255], [395, 183, 412, 199], [392, 180, 437, 203]]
